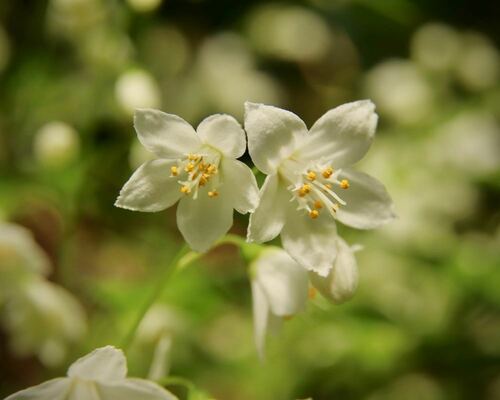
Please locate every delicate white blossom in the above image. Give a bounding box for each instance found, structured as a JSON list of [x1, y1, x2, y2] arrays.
[[6, 346, 178, 400], [308, 237, 359, 304], [250, 247, 308, 358], [245, 100, 395, 275], [115, 109, 259, 252]]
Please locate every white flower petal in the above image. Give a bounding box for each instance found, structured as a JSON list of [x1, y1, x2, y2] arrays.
[[298, 100, 378, 168], [97, 379, 178, 400], [5, 378, 70, 400], [335, 168, 396, 229], [134, 109, 201, 159], [68, 346, 127, 381], [244, 102, 307, 174], [115, 160, 182, 212], [247, 174, 289, 243], [254, 248, 308, 316], [309, 237, 358, 304], [69, 381, 101, 400], [281, 212, 338, 276], [251, 280, 269, 360], [176, 188, 233, 252], [197, 114, 246, 158], [220, 158, 259, 214]]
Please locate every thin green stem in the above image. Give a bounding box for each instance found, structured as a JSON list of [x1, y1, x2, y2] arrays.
[[121, 244, 190, 350]]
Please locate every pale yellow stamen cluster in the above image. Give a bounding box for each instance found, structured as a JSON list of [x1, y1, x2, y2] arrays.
[[174, 153, 220, 199], [291, 164, 350, 219]]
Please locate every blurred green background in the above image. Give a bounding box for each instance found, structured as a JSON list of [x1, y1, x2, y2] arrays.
[[0, 0, 499, 399]]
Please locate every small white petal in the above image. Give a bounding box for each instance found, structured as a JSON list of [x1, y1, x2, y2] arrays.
[[134, 109, 201, 159], [115, 160, 182, 212], [68, 346, 127, 381], [251, 280, 269, 360], [197, 114, 246, 158], [245, 102, 307, 174], [97, 379, 178, 400], [220, 158, 259, 214], [309, 237, 358, 304], [5, 378, 70, 400], [69, 381, 101, 400], [253, 248, 308, 316], [176, 188, 233, 252], [247, 174, 289, 243], [298, 100, 378, 168], [281, 212, 338, 276], [335, 168, 396, 229]]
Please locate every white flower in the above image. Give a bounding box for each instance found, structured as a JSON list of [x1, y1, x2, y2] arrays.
[[308, 237, 359, 304], [245, 100, 395, 276], [250, 247, 308, 358], [2, 278, 87, 367], [115, 109, 259, 252], [6, 345, 178, 400]]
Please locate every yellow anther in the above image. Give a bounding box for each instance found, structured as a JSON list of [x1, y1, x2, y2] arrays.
[[340, 179, 350, 189], [298, 184, 312, 197], [208, 190, 218, 198], [309, 209, 320, 219], [306, 171, 317, 181], [198, 162, 206, 171], [180, 185, 191, 194], [308, 287, 317, 300], [206, 164, 217, 174], [187, 154, 198, 161], [170, 166, 178, 176], [185, 163, 195, 172], [199, 173, 210, 186], [324, 183, 332, 189], [322, 166, 333, 178], [313, 200, 323, 209]]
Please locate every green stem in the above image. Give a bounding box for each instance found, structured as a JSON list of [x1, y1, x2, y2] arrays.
[[121, 244, 190, 350]]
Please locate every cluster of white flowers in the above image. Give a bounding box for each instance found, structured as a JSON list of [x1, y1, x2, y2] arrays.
[[0, 223, 87, 367], [116, 100, 395, 355]]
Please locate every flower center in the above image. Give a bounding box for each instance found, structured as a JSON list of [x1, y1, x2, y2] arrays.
[[170, 151, 221, 199], [281, 160, 350, 220]]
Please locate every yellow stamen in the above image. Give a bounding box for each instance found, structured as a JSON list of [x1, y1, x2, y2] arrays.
[[206, 164, 217, 174], [324, 183, 332, 189], [185, 163, 194, 172], [309, 209, 320, 219], [308, 287, 317, 299], [340, 179, 350, 189], [188, 154, 198, 161], [298, 184, 312, 197], [322, 166, 333, 178], [208, 190, 218, 198], [306, 171, 316, 181], [314, 200, 323, 209], [180, 185, 191, 194], [170, 166, 178, 176]]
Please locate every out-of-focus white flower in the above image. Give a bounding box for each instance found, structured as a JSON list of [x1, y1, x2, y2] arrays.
[[135, 304, 186, 380], [47, 0, 105, 38], [245, 101, 395, 275], [0, 223, 50, 302], [115, 109, 259, 252], [6, 346, 178, 400], [455, 32, 500, 92], [34, 121, 80, 168], [126, 0, 162, 13], [250, 247, 308, 358], [115, 70, 161, 116], [411, 23, 460, 72], [246, 4, 331, 62], [429, 111, 500, 176], [309, 237, 358, 304], [2, 278, 87, 367], [198, 33, 283, 119], [364, 59, 434, 125]]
